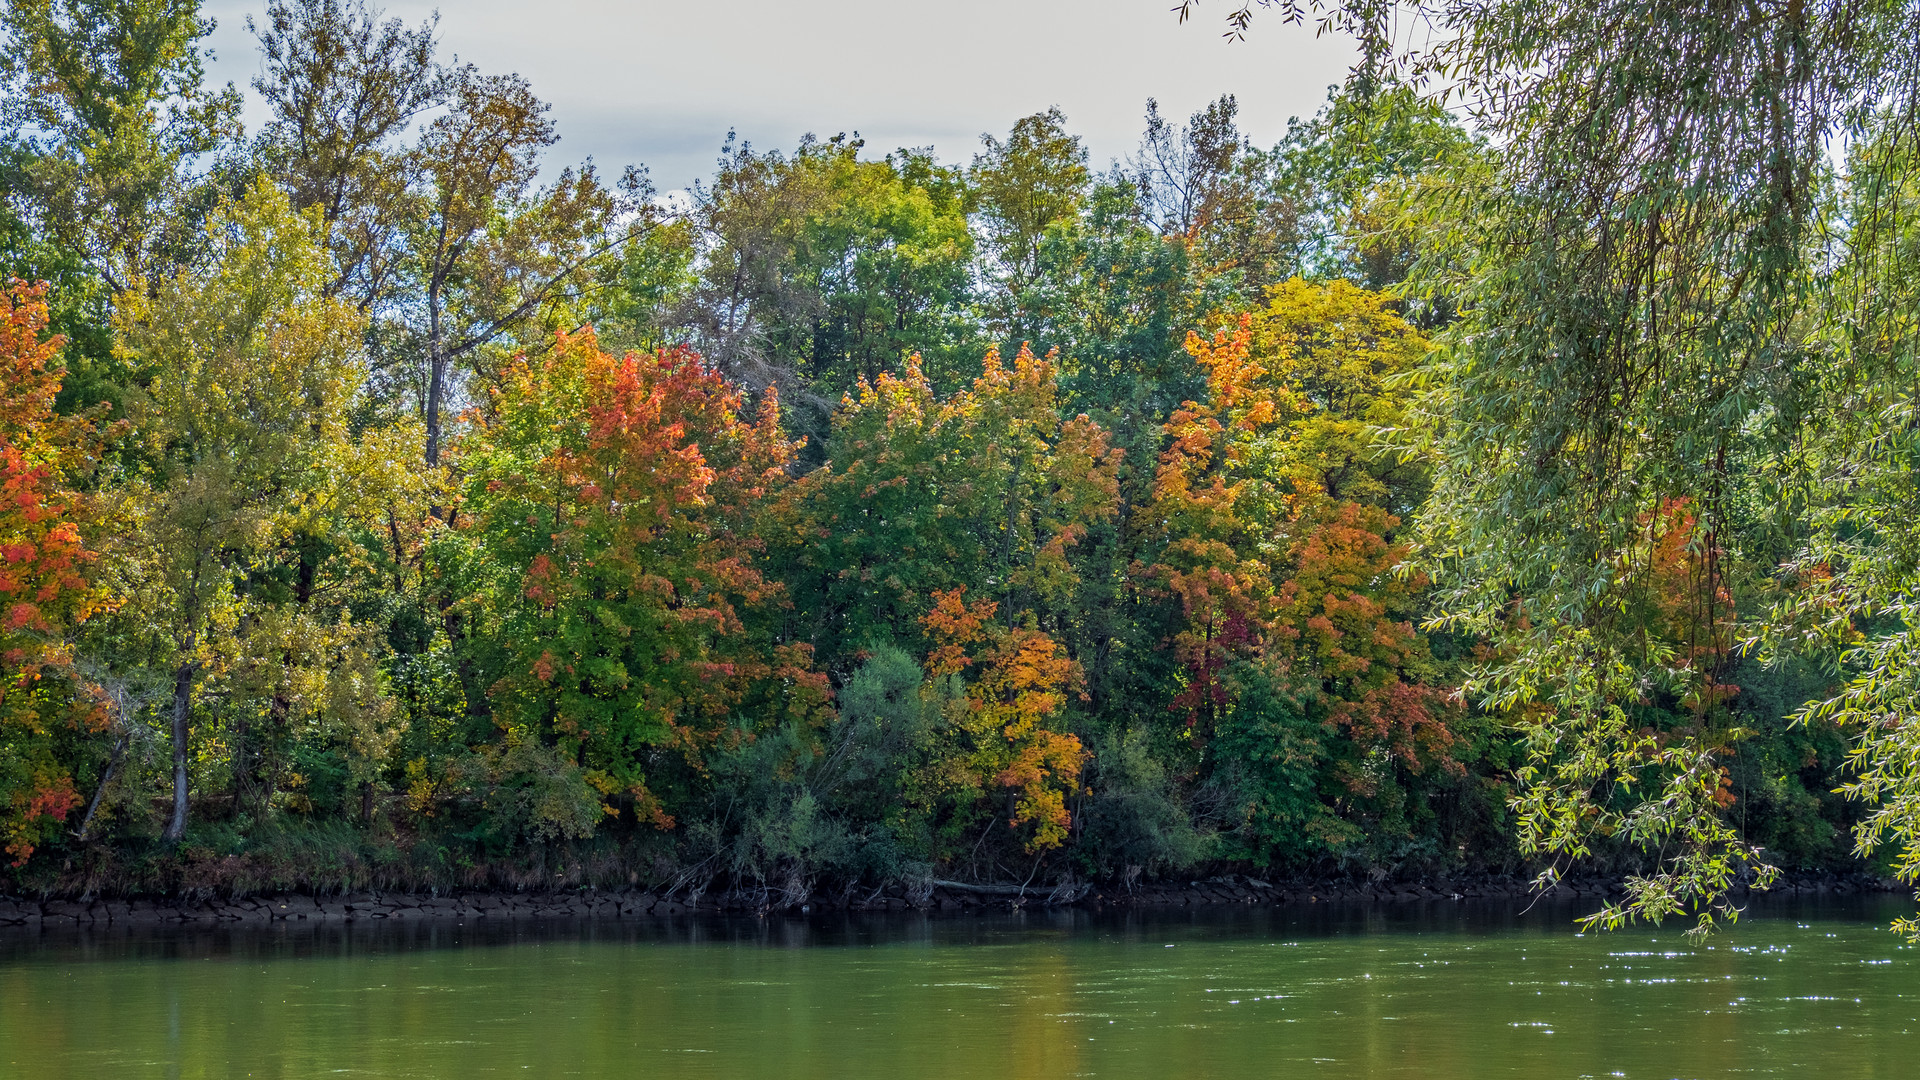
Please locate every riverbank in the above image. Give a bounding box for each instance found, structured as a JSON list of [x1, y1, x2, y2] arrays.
[[0, 871, 1899, 929]]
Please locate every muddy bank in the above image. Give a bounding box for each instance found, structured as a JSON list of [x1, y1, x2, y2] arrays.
[[0, 871, 1899, 929]]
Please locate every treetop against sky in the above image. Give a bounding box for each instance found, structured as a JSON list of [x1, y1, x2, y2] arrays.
[[193, 0, 1355, 191]]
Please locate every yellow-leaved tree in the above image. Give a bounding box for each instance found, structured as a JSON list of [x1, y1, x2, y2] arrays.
[[1147, 279, 1457, 866], [107, 179, 415, 840]]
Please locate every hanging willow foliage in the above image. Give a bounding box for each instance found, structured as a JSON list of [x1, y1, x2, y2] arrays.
[[1187, 0, 1920, 932]]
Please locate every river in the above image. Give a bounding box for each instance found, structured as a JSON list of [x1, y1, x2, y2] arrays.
[[2, 894, 1916, 1077]]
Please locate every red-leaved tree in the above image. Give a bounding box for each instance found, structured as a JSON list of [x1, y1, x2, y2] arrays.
[[0, 281, 105, 864]]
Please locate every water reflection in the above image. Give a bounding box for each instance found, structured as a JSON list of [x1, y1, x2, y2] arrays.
[[21, 893, 1885, 960], [2, 894, 1916, 1079]]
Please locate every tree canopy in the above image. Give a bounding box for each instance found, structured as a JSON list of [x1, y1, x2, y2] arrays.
[[4, 0, 1917, 934]]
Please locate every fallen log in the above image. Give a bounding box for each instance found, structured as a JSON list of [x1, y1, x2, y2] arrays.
[[930, 880, 1035, 896], [930, 880, 1092, 903]]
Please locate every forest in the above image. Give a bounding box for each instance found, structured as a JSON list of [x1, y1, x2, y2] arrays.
[[3, 0, 1918, 932]]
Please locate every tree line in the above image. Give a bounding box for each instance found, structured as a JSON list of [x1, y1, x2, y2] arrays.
[[3, 0, 1914, 926]]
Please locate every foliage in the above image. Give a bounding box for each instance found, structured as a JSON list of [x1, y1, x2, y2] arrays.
[[105, 177, 391, 841], [678, 133, 978, 420], [775, 342, 1120, 670], [448, 328, 825, 830], [0, 281, 103, 862], [920, 587, 1087, 852], [1140, 281, 1461, 870], [248, 0, 447, 307], [1199, 0, 1920, 931], [972, 108, 1091, 331], [0, 0, 244, 419], [0, 0, 241, 289], [2, 0, 1905, 923]]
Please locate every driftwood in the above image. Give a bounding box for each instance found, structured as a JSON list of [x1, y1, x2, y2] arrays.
[[930, 880, 1033, 896], [930, 880, 1093, 903]]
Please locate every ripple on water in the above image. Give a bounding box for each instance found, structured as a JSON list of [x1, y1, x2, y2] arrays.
[[1, 894, 1917, 1078]]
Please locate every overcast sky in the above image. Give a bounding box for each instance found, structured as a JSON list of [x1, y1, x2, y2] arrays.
[[196, 0, 1356, 193]]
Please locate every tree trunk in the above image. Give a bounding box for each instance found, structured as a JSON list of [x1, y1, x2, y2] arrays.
[[425, 344, 446, 466], [74, 730, 130, 843], [163, 660, 196, 842], [231, 709, 251, 815], [425, 277, 447, 466]]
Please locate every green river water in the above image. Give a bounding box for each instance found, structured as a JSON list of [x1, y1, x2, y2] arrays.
[[2, 895, 1917, 1078]]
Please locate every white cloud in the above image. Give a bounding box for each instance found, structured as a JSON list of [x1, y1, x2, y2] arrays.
[[199, 0, 1354, 191]]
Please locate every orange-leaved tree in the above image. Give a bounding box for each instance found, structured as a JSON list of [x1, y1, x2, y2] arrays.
[[0, 281, 106, 864], [1140, 314, 1276, 738], [1637, 497, 1741, 719], [921, 587, 1087, 852], [451, 329, 827, 836], [1243, 281, 1453, 778], [1146, 280, 1458, 865]]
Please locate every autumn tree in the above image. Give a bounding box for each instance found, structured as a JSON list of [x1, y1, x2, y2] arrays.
[[1139, 314, 1274, 741], [775, 343, 1120, 673], [920, 587, 1087, 853], [107, 179, 390, 841], [249, 0, 447, 307], [972, 109, 1090, 332], [447, 330, 825, 835], [0, 281, 104, 863], [1144, 281, 1459, 866]]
